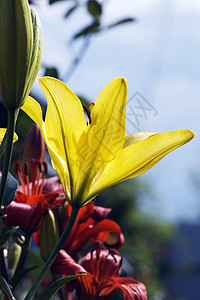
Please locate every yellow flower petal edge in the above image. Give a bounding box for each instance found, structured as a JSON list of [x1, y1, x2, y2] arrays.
[[21, 94, 71, 199], [86, 129, 194, 204], [75, 77, 128, 201], [39, 77, 86, 194], [0, 128, 18, 144], [21, 76, 195, 207]]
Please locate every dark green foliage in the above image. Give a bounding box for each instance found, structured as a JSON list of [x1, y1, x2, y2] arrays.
[[87, 0, 102, 19], [64, 4, 79, 18], [73, 20, 100, 39], [106, 17, 136, 30], [44, 67, 59, 79], [0, 227, 19, 248], [0, 172, 18, 207], [0, 276, 16, 300]]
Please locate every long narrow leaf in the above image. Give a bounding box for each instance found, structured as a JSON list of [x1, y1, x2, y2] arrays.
[[106, 17, 136, 30], [0, 227, 19, 247], [37, 274, 86, 300], [0, 276, 16, 300]]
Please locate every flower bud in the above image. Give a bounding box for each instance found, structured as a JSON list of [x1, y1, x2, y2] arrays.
[[22, 124, 45, 178], [8, 243, 22, 275], [40, 209, 59, 262], [0, 0, 42, 110]]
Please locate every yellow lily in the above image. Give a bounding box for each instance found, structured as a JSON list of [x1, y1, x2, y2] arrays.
[[0, 129, 18, 144], [21, 77, 194, 207]]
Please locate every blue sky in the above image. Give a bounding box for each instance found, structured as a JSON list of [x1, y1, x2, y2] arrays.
[[32, 0, 200, 223]]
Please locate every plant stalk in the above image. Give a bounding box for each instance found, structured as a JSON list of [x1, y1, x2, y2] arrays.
[[24, 204, 80, 300], [0, 109, 18, 208]]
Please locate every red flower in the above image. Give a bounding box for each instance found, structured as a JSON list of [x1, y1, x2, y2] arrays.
[[52, 245, 147, 300], [34, 201, 124, 258], [63, 202, 124, 256], [3, 160, 65, 232]]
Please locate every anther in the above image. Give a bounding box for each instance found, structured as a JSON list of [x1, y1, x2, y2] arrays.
[[15, 160, 21, 174], [43, 162, 48, 175], [83, 105, 92, 125], [38, 162, 42, 173], [24, 162, 29, 176]]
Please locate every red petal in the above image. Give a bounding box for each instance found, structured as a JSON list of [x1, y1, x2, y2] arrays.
[[26, 192, 60, 209], [3, 201, 43, 232], [70, 219, 124, 253], [80, 249, 122, 281], [41, 176, 63, 194], [14, 190, 28, 203], [52, 250, 86, 275], [92, 206, 111, 221], [107, 277, 147, 300]]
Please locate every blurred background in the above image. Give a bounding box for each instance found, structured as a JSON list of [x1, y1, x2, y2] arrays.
[[1, 0, 200, 299]]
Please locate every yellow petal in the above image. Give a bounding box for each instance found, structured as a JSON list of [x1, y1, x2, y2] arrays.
[[75, 78, 128, 203], [86, 129, 195, 203], [0, 128, 18, 144], [39, 77, 86, 197], [21, 95, 70, 199], [21, 96, 44, 128], [124, 132, 155, 147]]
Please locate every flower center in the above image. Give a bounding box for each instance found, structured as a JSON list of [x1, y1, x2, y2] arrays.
[[15, 159, 48, 197]]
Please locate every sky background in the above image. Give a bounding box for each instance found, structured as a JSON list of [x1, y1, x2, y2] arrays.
[[31, 0, 200, 223]]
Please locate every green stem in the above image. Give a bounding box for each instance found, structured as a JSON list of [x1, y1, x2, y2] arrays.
[[0, 109, 18, 282], [0, 109, 18, 208], [11, 233, 32, 289], [24, 204, 80, 300], [0, 248, 8, 282]]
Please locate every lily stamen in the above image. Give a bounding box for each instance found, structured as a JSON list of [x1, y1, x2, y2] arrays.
[[83, 105, 92, 125], [35, 162, 42, 196], [31, 159, 38, 196], [38, 162, 48, 194], [24, 162, 30, 197], [15, 160, 26, 195], [16, 159, 48, 198]]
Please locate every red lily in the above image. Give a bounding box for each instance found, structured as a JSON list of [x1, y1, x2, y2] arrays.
[[63, 202, 124, 256], [52, 245, 147, 300], [34, 201, 124, 258], [3, 159, 65, 233]]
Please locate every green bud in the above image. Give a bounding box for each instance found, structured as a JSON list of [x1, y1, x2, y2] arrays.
[[0, 0, 42, 110], [40, 210, 59, 262], [8, 243, 21, 275]]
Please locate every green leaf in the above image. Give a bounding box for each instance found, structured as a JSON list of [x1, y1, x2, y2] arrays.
[[78, 95, 90, 107], [87, 0, 102, 19], [49, 0, 67, 4], [64, 5, 79, 18], [37, 274, 86, 300], [1, 172, 18, 207], [0, 276, 16, 300], [0, 227, 19, 248], [73, 21, 100, 39], [106, 17, 136, 30], [0, 130, 7, 159], [44, 67, 59, 79]]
